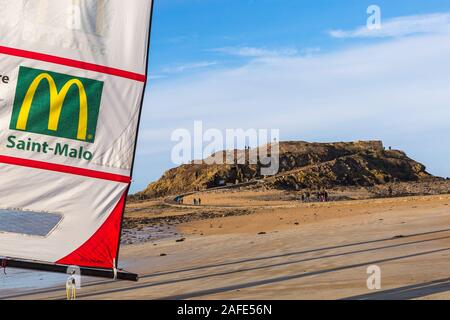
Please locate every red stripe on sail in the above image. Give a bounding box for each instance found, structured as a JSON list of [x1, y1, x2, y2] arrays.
[[0, 155, 131, 183], [57, 191, 127, 269], [0, 45, 146, 82]]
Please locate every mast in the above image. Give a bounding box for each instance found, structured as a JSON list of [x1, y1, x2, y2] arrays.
[[0, 257, 138, 282]]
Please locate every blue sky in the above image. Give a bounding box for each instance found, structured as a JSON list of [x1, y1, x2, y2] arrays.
[[130, 0, 450, 192]]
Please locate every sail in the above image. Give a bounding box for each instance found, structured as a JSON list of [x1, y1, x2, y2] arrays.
[[0, 0, 153, 269]]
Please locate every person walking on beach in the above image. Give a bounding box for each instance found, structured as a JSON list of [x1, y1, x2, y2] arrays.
[[198, 198, 202, 206], [193, 198, 197, 205]]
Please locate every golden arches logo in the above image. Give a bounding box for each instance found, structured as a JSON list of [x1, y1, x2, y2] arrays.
[[10, 66, 103, 143], [16, 73, 88, 141]]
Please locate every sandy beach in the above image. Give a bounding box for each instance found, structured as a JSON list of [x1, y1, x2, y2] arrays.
[[2, 190, 449, 300]]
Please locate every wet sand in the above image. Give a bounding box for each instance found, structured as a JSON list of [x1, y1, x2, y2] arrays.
[[3, 192, 449, 300]]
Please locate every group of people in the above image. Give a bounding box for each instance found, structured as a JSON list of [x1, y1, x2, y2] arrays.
[[174, 196, 184, 204], [174, 196, 202, 205], [301, 190, 329, 203]]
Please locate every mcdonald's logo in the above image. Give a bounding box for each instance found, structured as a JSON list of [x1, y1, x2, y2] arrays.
[[10, 66, 103, 143]]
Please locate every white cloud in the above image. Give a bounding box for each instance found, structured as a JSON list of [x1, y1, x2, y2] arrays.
[[211, 46, 298, 58], [299, 47, 321, 56], [146, 33, 450, 129], [148, 74, 166, 80], [330, 12, 450, 38], [161, 61, 218, 74]]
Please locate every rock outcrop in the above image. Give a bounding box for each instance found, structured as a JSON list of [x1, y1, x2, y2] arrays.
[[137, 141, 433, 199]]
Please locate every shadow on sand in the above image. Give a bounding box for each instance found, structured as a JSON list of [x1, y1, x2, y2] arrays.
[[1, 228, 449, 300], [154, 248, 450, 300], [343, 278, 450, 300], [59, 244, 450, 299]]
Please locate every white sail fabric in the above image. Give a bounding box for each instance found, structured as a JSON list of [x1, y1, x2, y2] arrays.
[[0, 0, 153, 268]]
